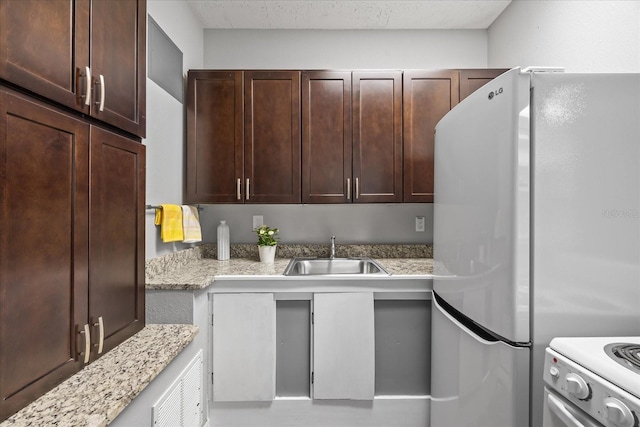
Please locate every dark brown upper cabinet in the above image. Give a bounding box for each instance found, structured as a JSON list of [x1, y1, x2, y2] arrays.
[[352, 71, 403, 203], [403, 70, 460, 203], [459, 69, 509, 102], [301, 71, 352, 203], [89, 0, 146, 137], [186, 70, 244, 203], [244, 70, 301, 204], [0, 0, 146, 137], [187, 68, 508, 205], [186, 70, 301, 204]]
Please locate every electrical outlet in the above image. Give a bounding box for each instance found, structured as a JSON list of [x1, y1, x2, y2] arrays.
[[415, 216, 425, 232], [252, 215, 264, 230]]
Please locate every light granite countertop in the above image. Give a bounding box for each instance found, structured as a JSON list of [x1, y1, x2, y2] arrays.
[[1, 324, 198, 427], [146, 257, 434, 291]]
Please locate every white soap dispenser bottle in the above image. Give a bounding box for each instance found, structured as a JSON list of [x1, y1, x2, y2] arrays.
[[217, 220, 230, 261]]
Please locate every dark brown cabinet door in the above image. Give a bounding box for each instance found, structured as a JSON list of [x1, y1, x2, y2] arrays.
[[459, 69, 508, 101], [90, 0, 146, 137], [0, 0, 146, 137], [0, 89, 89, 422], [403, 70, 459, 202], [352, 71, 403, 203], [89, 126, 145, 358], [302, 71, 352, 203], [186, 71, 243, 203], [0, 0, 90, 112], [244, 71, 301, 203]]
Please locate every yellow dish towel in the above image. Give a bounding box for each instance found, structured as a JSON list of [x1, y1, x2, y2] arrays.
[[154, 204, 184, 242], [181, 205, 202, 243]]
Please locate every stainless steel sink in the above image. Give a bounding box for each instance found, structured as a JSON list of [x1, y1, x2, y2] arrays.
[[283, 257, 390, 276]]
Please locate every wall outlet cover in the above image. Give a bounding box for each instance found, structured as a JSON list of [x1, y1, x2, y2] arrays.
[[253, 215, 264, 230], [415, 216, 425, 232]]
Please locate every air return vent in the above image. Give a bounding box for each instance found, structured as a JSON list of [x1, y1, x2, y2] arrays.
[[152, 350, 203, 427]]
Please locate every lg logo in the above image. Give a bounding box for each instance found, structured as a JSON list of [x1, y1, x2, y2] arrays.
[[488, 87, 504, 100]]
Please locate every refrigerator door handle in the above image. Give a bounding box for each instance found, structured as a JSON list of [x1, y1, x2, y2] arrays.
[[433, 292, 530, 348], [546, 393, 586, 427], [433, 293, 499, 346]]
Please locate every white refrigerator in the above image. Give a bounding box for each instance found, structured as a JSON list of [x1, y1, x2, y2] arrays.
[[431, 67, 640, 427]]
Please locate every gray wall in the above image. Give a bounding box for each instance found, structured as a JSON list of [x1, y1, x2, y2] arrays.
[[200, 204, 433, 245], [488, 1, 640, 72], [145, 1, 204, 259]]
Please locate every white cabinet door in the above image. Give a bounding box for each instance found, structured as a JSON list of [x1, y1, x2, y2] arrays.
[[313, 292, 375, 400], [212, 293, 276, 401]]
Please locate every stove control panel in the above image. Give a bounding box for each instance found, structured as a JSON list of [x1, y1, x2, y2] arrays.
[[544, 348, 639, 427]]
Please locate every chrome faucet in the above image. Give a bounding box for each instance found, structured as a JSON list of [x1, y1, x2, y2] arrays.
[[330, 236, 336, 259]]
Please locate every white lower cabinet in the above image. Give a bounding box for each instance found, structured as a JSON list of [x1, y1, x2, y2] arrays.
[[211, 292, 375, 402], [212, 293, 276, 401], [210, 291, 428, 404], [313, 292, 375, 400], [209, 287, 431, 427]]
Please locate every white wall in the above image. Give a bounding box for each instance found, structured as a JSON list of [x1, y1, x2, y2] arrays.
[[204, 29, 488, 69], [488, 1, 640, 72], [145, 1, 204, 259]]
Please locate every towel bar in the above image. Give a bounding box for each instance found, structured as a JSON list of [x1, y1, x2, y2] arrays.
[[146, 204, 204, 211]]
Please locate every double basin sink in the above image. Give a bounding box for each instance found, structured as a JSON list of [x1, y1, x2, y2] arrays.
[[283, 257, 390, 276]]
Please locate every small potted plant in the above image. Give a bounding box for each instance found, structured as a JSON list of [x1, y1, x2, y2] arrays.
[[256, 224, 279, 263]]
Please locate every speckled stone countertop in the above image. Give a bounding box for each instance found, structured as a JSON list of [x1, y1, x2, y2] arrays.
[[146, 244, 434, 291], [1, 324, 198, 427]]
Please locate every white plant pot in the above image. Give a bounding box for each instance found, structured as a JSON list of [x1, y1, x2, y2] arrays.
[[258, 245, 276, 263]]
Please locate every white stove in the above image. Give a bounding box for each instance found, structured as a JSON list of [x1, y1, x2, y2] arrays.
[[543, 337, 640, 427]]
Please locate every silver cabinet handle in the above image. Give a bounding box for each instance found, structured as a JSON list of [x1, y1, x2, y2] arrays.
[[95, 74, 105, 112], [78, 324, 91, 364], [93, 316, 104, 354], [246, 178, 250, 200], [355, 177, 360, 199], [236, 178, 242, 200], [346, 178, 351, 200], [82, 66, 92, 106]]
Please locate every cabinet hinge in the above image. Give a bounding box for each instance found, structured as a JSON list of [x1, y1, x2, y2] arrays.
[[211, 372, 214, 384], [311, 312, 314, 324], [311, 372, 314, 384], [211, 314, 214, 326]]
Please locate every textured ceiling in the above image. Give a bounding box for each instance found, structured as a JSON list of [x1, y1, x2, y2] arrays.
[[184, 0, 512, 30]]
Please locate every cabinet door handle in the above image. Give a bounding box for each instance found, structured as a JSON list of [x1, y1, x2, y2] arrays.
[[78, 324, 91, 364], [236, 178, 242, 200], [93, 316, 104, 354], [355, 177, 360, 200], [346, 178, 351, 200], [95, 74, 106, 112], [246, 178, 250, 200], [81, 66, 92, 106]]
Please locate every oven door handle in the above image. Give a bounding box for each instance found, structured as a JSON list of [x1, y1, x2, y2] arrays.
[[547, 393, 587, 427]]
